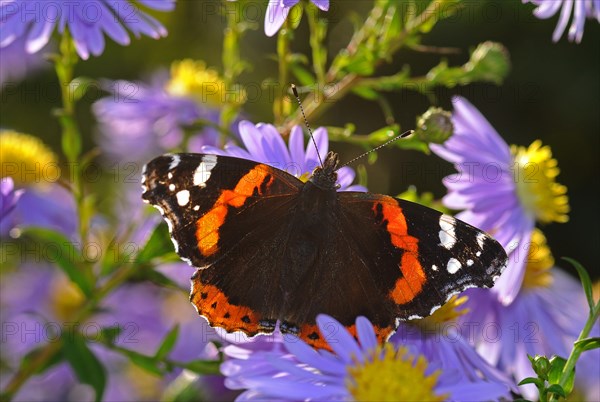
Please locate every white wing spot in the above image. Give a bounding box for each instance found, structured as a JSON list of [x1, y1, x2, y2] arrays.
[[432, 264, 438, 271], [476, 251, 482, 257], [169, 183, 176, 191], [477, 233, 486, 249], [168, 172, 173, 179], [176, 190, 190, 206], [169, 154, 181, 170], [193, 205, 200, 211], [194, 155, 218, 187], [447, 258, 462, 274], [438, 214, 456, 250], [407, 315, 422, 320], [467, 259, 474, 267]]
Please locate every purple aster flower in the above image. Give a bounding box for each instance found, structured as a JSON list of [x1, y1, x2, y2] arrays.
[[0, 36, 50, 88], [265, 0, 329, 37], [430, 97, 568, 305], [0, 177, 24, 223], [0, 183, 77, 238], [202, 121, 367, 192], [94, 76, 219, 163], [0, 0, 175, 60], [458, 230, 599, 400], [221, 314, 512, 401], [523, 0, 600, 43]]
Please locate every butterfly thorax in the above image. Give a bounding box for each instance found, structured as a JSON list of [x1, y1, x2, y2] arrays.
[[309, 151, 340, 190]]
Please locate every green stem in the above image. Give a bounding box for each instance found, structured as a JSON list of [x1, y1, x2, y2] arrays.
[[275, 20, 292, 125], [549, 304, 600, 401], [54, 31, 87, 243], [220, 3, 243, 145], [306, 2, 326, 86]]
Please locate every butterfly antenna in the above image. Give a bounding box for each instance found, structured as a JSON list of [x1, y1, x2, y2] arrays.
[[338, 130, 414, 169], [291, 84, 323, 167]]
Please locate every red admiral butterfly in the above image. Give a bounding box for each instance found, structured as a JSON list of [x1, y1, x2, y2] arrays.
[[142, 151, 507, 349]]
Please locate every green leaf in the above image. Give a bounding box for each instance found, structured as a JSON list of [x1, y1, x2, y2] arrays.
[[289, 64, 316, 87], [562, 257, 594, 310], [548, 355, 574, 394], [114, 347, 162, 375], [22, 227, 93, 297], [63, 332, 106, 402], [135, 223, 175, 263], [99, 325, 123, 345], [546, 384, 566, 398], [574, 337, 600, 352], [155, 325, 180, 361], [20, 346, 64, 375], [181, 359, 222, 375], [518, 377, 544, 387]]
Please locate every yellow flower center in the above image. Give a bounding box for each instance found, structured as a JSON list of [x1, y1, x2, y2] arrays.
[[522, 229, 554, 289], [511, 140, 569, 223], [165, 59, 245, 105], [347, 344, 445, 401], [0, 130, 60, 186], [416, 295, 469, 330], [50, 274, 85, 321]]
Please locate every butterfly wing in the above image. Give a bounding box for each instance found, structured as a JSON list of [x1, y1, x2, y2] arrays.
[[282, 192, 507, 347], [142, 153, 304, 336]]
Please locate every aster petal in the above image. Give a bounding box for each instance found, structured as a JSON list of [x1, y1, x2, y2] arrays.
[[288, 126, 306, 171], [336, 166, 356, 190], [284, 338, 347, 376], [138, 0, 176, 11], [316, 314, 361, 364], [256, 123, 291, 167], [265, 0, 289, 37], [24, 18, 55, 54], [532, 0, 563, 18], [239, 120, 270, 162], [553, 0, 574, 42], [310, 0, 330, 11], [355, 316, 378, 351], [282, 0, 301, 7], [569, 0, 586, 42], [304, 127, 328, 172]]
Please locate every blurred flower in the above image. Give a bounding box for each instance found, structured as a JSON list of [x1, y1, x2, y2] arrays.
[[0, 130, 60, 187], [523, 0, 600, 43], [430, 96, 569, 305], [459, 229, 600, 400], [93, 75, 220, 163], [0, 36, 50, 88], [0, 131, 76, 237], [202, 122, 367, 191], [265, 0, 329, 37], [0, 0, 175, 60], [166, 59, 245, 106], [0, 177, 24, 223], [221, 314, 511, 401]]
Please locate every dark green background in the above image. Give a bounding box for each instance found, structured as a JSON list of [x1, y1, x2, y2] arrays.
[[1, 0, 598, 277]]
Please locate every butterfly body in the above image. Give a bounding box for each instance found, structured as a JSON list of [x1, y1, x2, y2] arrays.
[[142, 151, 507, 348]]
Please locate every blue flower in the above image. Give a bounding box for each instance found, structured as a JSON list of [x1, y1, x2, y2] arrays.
[[0, 177, 24, 224], [523, 0, 600, 43], [265, 0, 329, 36], [202, 121, 367, 192], [0, 0, 175, 59], [93, 75, 220, 163], [430, 97, 569, 305], [221, 314, 512, 401]]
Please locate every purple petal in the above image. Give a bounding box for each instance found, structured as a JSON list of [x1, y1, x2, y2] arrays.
[[311, 0, 330, 11], [288, 125, 306, 172], [304, 127, 328, 172], [316, 314, 361, 364], [552, 0, 574, 42], [264, 0, 289, 37], [355, 316, 378, 351]]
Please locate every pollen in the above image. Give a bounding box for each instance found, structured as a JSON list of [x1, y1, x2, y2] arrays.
[[166, 59, 245, 105], [512, 140, 569, 224], [417, 295, 469, 330], [346, 344, 445, 401], [522, 229, 554, 289], [0, 130, 60, 186]]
